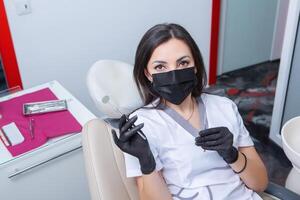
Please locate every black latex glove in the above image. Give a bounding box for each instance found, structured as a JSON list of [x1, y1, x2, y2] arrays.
[[195, 127, 238, 164], [111, 114, 156, 174]]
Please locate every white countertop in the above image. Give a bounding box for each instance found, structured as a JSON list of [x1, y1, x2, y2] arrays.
[[0, 80, 97, 166]]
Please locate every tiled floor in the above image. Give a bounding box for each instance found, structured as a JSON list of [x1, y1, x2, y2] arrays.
[[206, 60, 292, 186]]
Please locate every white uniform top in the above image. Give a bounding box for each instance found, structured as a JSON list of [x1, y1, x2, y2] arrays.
[[124, 93, 262, 200]]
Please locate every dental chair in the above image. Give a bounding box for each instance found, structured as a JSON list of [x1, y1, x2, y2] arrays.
[[82, 60, 300, 200]]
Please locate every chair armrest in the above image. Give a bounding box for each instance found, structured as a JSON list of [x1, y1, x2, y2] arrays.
[[265, 182, 300, 200]]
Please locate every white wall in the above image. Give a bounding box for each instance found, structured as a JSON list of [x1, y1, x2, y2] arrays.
[[218, 0, 278, 74], [4, 0, 212, 116]]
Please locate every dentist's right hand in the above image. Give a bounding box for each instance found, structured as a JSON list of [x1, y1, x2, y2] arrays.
[[111, 114, 156, 174]]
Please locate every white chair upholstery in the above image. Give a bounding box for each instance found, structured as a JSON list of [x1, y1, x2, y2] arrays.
[[86, 60, 143, 119], [82, 59, 282, 200], [83, 60, 142, 200], [82, 119, 139, 200]]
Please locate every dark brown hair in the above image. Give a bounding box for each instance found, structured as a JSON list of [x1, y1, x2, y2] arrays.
[[133, 23, 207, 106]]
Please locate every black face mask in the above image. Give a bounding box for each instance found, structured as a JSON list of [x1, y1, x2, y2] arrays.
[[151, 67, 197, 105]]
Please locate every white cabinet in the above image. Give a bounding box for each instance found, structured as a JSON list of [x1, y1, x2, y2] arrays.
[[0, 81, 96, 200], [0, 145, 90, 200]]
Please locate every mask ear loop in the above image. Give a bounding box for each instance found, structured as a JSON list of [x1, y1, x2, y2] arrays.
[[147, 79, 167, 109]]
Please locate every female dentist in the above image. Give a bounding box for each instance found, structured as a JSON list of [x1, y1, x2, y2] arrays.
[[112, 23, 268, 200]]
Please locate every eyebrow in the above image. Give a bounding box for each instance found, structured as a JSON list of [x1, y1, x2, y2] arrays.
[[152, 55, 191, 64], [176, 55, 190, 63]]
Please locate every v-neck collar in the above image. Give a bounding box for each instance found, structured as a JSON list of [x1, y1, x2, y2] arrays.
[[159, 95, 208, 138]]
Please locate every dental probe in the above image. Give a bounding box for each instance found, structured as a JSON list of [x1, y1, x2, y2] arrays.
[[101, 95, 147, 140]]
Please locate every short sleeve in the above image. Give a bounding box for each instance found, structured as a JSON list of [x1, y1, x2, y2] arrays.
[[124, 113, 163, 178], [231, 101, 254, 147]]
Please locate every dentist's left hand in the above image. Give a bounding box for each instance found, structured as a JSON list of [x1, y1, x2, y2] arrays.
[[195, 127, 238, 164], [112, 114, 156, 174]]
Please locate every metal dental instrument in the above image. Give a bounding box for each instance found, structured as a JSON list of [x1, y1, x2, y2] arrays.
[[101, 95, 146, 140], [23, 100, 68, 116], [29, 118, 35, 140]]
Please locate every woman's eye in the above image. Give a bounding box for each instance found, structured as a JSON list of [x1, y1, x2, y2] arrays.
[[179, 60, 190, 67], [154, 65, 165, 70]]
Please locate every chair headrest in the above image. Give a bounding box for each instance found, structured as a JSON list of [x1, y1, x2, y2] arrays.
[[87, 60, 143, 119]]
